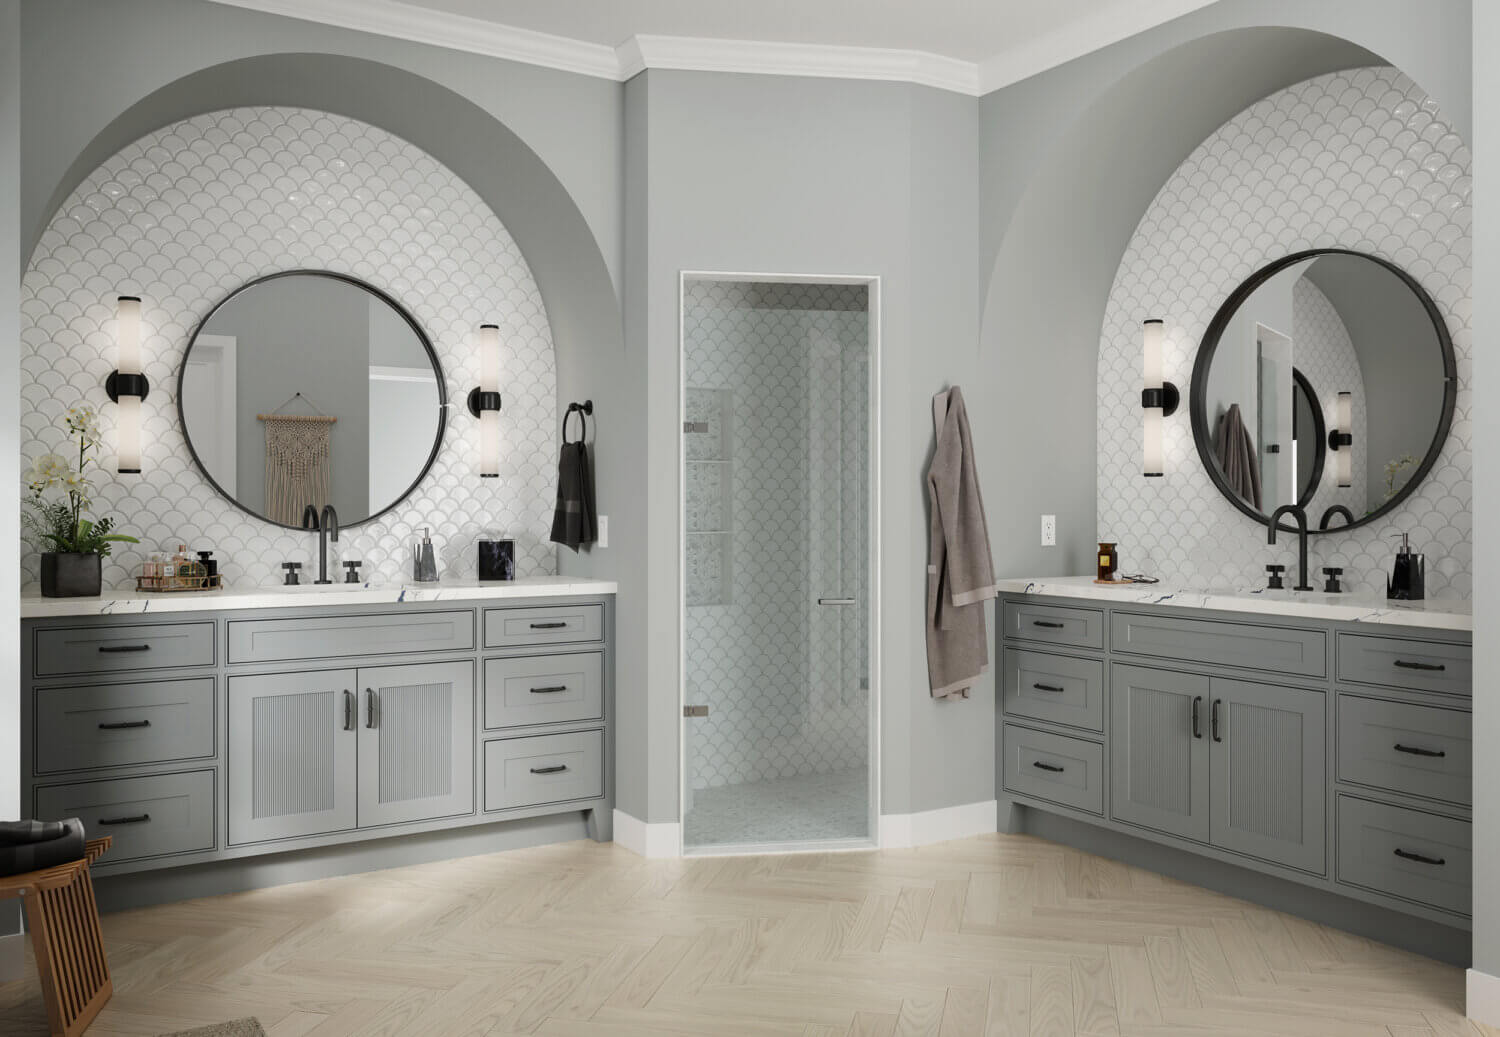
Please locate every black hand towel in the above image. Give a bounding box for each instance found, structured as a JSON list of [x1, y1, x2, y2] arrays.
[[550, 439, 597, 551], [0, 817, 86, 876]]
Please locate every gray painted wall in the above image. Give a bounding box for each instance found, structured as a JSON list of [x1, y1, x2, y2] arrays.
[[627, 70, 987, 822], [1, 0, 21, 978], [1472, 0, 1498, 988]]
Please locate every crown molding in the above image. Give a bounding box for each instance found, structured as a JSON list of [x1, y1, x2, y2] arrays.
[[622, 34, 980, 95], [203, 0, 622, 79], [978, 0, 1221, 93], [205, 0, 1223, 97]]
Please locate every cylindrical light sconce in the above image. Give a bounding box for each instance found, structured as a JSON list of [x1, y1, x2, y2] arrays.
[[105, 295, 149, 475], [1329, 390, 1353, 487], [1140, 319, 1179, 478], [467, 323, 503, 479]]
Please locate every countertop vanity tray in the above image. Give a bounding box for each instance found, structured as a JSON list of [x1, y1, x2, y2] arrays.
[[136, 571, 222, 593]]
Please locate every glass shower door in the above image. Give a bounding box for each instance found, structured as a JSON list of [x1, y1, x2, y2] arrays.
[[681, 277, 873, 852]]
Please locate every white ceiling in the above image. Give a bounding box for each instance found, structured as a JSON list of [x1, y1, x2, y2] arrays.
[[208, 0, 1225, 94]]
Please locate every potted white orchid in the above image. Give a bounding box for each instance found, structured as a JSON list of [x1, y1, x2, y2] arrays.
[[24, 407, 138, 597]]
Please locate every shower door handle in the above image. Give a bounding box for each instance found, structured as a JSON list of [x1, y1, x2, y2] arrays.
[[817, 598, 857, 606]]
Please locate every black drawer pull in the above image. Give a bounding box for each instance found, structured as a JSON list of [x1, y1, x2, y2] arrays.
[[1032, 620, 1066, 629], [1032, 682, 1065, 693], [98, 644, 151, 653], [1394, 659, 1446, 672], [530, 764, 569, 775], [1032, 761, 1065, 773], [530, 621, 569, 630], [97, 720, 150, 731], [530, 685, 569, 694], [1394, 743, 1446, 758], [1393, 848, 1446, 867], [1191, 696, 1202, 740], [98, 813, 150, 826]]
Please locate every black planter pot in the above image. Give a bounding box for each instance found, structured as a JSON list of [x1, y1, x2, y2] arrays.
[[40, 552, 102, 597]]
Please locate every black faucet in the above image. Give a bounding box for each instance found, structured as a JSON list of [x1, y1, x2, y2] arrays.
[[1318, 504, 1355, 530], [1267, 504, 1313, 591], [301, 504, 340, 584]]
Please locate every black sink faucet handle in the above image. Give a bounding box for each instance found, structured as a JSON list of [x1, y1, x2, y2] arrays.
[[1322, 566, 1344, 593], [281, 561, 302, 586], [343, 560, 363, 584], [1265, 564, 1286, 590]]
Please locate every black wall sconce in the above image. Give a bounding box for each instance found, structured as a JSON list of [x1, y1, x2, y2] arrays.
[[468, 323, 502, 478], [106, 295, 148, 474], [1329, 390, 1353, 487], [1142, 319, 1179, 477]]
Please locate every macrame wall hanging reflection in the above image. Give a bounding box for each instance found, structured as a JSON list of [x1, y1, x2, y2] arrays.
[[258, 400, 337, 525]]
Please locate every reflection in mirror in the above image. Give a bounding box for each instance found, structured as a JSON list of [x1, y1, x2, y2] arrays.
[[1193, 251, 1454, 532], [179, 272, 445, 528]]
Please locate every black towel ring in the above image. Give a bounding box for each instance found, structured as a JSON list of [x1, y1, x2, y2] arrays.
[[563, 399, 593, 444]]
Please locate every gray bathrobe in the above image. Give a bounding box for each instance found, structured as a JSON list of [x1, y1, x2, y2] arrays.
[[926, 387, 997, 700]]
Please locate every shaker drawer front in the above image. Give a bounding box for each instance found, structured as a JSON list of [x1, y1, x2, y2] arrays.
[[484, 653, 603, 730], [35, 770, 215, 865], [1001, 724, 1104, 816], [1337, 634, 1471, 697], [1002, 649, 1104, 732], [484, 604, 604, 649], [1002, 602, 1104, 650], [1111, 612, 1326, 677], [484, 730, 604, 811], [34, 678, 215, 775], [1337, 695, 1471, 806], [228, 610, 473, 664], [34, 622, 214, 677], [1336, 796, 1470, 917]]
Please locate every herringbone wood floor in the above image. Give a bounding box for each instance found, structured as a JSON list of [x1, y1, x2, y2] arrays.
[[0, 833, 1489, 1036]]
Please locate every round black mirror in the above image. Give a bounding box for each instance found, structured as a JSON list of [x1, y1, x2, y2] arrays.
[[1190, 250, 1455, 533], [178, 271, 447, 529]]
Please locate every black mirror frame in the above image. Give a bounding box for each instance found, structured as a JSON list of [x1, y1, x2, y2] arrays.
[[1290, 366, 1325, 511], [1189, 249, 1457, 535], [177, 269, 449, 531]]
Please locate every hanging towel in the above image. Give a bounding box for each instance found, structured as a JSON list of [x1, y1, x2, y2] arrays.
[[1215, 404, 1262, 511], [0, 817, 86, 877], [550, 409, 598, 552], [926, 386, 998, 700]]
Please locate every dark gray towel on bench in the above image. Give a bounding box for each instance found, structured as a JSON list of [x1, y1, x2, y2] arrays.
[[0, 818, 86, 876]]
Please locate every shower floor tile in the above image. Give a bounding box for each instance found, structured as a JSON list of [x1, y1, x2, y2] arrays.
[[684, 766, 869, 848]]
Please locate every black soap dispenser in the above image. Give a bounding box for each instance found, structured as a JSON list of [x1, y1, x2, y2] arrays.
[[1387, 532, 1426, 601]]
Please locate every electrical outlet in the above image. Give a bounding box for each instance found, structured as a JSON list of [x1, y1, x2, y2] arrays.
[[597, 515, 609, 548], [1041, 514, 1057, 547]]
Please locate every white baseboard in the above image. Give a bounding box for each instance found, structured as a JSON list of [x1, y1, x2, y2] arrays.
[[612, 809, 681, 858], [880, 799, 998, 849], [1468, 969, 1500, 1026], [0, 931, 24, 984]]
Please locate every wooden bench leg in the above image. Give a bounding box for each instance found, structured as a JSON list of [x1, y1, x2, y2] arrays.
[[24, 863, 111, 1037]]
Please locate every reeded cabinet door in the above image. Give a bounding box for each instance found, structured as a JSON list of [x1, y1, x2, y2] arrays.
[[356, 661, 475, 827], [1209, 678, 1325, 874], [1109, 664, 1211, 843], [229, 669, 357, 845]]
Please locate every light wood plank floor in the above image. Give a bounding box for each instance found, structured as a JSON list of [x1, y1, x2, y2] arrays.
[[0, 833, 1490, 1036]]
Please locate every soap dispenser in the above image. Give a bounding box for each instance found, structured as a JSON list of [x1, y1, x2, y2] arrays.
[[1387, 532, 1425, 601], [413, 528, 439, 583]]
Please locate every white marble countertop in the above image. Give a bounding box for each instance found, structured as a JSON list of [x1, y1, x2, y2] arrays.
[[996, 575, 1471, 633], [20, 575, 618, 619]]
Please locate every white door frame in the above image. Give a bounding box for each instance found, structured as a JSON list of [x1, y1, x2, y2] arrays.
[[181, 333, 238, 495], [677, 270, 883, 856]]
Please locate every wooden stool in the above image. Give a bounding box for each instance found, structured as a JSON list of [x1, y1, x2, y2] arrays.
[[0, 837, 112, 1036]]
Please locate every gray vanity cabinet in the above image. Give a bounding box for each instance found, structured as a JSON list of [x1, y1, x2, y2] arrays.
[[1109, 664, 1210, 842], [228, 669, 358, 845], [1209, 678, 1325, 874], [356, 661, 474, 827]]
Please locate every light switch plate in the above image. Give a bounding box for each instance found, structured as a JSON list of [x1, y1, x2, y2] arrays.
[[597, 515, 609, 548], [1041, 514, 1056, 547]]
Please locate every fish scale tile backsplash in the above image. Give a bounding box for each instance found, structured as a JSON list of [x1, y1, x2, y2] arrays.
[[1097, 67, 1472, 598], [20, 107, 560, 590]]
